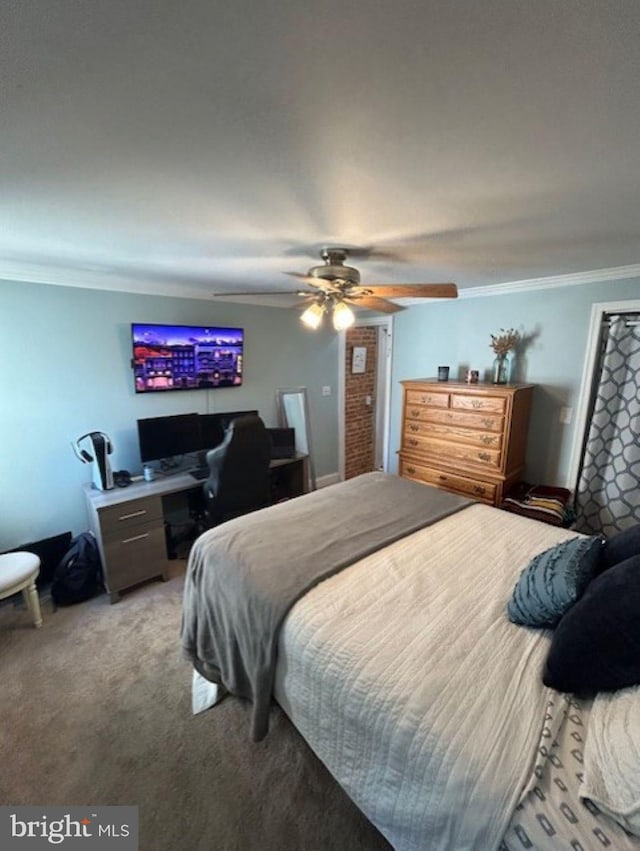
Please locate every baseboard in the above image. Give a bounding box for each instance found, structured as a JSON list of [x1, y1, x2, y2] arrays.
[[316, 472, 341, 489]]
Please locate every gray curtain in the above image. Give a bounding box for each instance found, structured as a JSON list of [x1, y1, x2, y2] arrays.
[[575, 315, 640, 536]]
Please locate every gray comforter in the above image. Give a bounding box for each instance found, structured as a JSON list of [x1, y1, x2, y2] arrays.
[[181, 471, 471, 740]]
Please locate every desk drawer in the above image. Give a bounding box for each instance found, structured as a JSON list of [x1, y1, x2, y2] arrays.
[[98, 495, 163, 537], [103, 525, 167, 591]]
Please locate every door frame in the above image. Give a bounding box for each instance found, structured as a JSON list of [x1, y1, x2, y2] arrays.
[[337, 316, 394, 481], [567, 298, 640, 490]]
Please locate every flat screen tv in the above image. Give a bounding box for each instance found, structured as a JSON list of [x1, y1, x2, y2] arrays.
[[132, 323, 244, 393]]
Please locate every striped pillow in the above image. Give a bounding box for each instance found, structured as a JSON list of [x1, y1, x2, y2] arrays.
[[507, 535, 604, 627]]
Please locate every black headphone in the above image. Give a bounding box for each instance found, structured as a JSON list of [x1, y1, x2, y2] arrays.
[[72, 432, 113, 463]]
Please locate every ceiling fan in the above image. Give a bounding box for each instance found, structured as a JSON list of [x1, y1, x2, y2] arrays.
[[212, 247, 458, 331]]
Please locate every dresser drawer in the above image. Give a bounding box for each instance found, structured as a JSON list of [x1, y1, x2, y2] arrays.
[[405, 389, 449, 408], [98, 495, 164, 537], [451, 393, 506, 414], [103, 524, 167, 591], [405, 405, 504, 432], [402, 434, 502, 469], [400, 459, 497, 504], [404, 421, 502, 450]]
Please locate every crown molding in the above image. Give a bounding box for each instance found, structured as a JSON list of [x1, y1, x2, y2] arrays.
[[456, 263, 640, 299], [2, 259, 640, 304], [400, 263, 640, 304]]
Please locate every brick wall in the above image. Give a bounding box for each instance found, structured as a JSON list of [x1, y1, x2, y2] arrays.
[[344, 326, 378, 479]]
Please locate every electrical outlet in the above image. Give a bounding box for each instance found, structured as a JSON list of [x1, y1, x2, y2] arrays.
[[559, 406, 573, 424], [322, 385, 331, 396]]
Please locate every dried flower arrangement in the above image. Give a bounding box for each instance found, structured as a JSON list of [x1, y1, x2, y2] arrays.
[[489, 328, 520, 356]]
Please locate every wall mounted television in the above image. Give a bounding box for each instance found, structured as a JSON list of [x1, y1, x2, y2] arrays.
[[132, 323, 243, 393]]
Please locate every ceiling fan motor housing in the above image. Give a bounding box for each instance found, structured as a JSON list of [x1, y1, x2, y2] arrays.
[[309, 248, 360, 285]]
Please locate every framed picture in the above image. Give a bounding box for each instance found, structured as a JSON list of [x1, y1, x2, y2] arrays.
[[352, 346, 367, 374]]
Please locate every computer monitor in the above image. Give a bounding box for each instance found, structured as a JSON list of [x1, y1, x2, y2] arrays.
[[267, 427, 296, 459], [137, 413, 202, 463]]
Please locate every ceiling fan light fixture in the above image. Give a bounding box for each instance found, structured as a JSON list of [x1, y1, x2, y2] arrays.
[[332, 300, 355, 331], [300, 301, 325, 329]]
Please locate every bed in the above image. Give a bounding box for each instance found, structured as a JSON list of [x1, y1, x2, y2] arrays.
[[181, 472, 640, 851]]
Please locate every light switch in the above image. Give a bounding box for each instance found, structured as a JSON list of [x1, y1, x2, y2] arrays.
[[322, 385, 331, 396]]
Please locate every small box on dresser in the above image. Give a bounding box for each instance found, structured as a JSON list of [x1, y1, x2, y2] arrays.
[[398, 378, 534, 507]]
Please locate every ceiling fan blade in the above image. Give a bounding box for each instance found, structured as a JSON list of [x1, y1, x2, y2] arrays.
[[212, 290, 305, 296], [284, 271, 311, 279], [345, 296, 405, 314], [283, 272, 330, 289], [289, 297, 317, 309], [361, 283, 458, 299]]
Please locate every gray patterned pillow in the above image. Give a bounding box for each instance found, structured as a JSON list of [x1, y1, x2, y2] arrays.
[[507, 535, 603, 627]]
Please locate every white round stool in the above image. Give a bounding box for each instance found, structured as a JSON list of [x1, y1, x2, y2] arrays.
[[0, 551, 43, 628]]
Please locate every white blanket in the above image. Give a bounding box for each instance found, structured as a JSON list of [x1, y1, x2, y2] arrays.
[[581, 685, 640, 837], [274, 504, 579, 851]]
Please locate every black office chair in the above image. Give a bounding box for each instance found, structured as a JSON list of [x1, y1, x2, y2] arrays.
[[202, 414, 273, 527]]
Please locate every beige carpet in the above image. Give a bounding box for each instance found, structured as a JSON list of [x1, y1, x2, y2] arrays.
[[0, 565, 391, 851]]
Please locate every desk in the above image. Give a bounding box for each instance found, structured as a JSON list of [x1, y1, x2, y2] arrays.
[[84, 453, 308, 602]]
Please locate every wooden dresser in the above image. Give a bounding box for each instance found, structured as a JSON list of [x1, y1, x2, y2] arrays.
[[398, 378, 534, 506]]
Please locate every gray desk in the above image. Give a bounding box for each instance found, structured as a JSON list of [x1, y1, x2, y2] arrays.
[[84, 453, 309, 602]]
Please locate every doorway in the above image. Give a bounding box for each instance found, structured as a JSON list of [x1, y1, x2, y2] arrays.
[[338, 317, 393, 480]]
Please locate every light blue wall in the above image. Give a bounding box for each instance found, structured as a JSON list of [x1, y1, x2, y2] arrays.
[[389, 277, 640, 486], [4, 275, 638, 551], [0, 280, 339, 550]]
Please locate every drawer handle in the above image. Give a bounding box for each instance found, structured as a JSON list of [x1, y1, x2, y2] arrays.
[[409, 424, 420, 432], [471, 399, 483, 409], [408, 437, 419, 446], [410, 409, 421, 417], [479, 435, 495, 445], [121, 532, 150, 545], [478, 451, 491, 461], [473, 485, 487, 495], [481, 417, 494, 428], [438, 475, 448, 482], [406, 466, 416, 475], [119, 509, 147, 521]]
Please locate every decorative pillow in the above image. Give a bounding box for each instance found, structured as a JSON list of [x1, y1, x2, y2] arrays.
[[580, 685, 640, 837], [507, 535, 603, 627], [599, 523, 640, 573], [543, 553, 640, 693]]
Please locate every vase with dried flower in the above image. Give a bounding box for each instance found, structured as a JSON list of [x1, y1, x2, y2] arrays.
[[489, 328, 520, 384]]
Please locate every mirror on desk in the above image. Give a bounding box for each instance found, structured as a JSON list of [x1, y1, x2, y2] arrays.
[[276, 387, 316, 491]]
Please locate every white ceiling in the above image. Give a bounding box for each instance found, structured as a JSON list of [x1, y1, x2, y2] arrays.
[[2, 0, 640, 307]]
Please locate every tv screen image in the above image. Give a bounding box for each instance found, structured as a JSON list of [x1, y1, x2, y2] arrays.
[[132, 323, 244, 393]]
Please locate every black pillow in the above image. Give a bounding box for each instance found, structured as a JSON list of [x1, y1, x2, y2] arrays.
[[543, 553, 640, 693], [599, 523, 640, 572]]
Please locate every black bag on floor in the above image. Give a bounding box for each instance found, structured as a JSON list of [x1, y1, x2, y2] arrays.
[[51, 532, 104, 606]]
